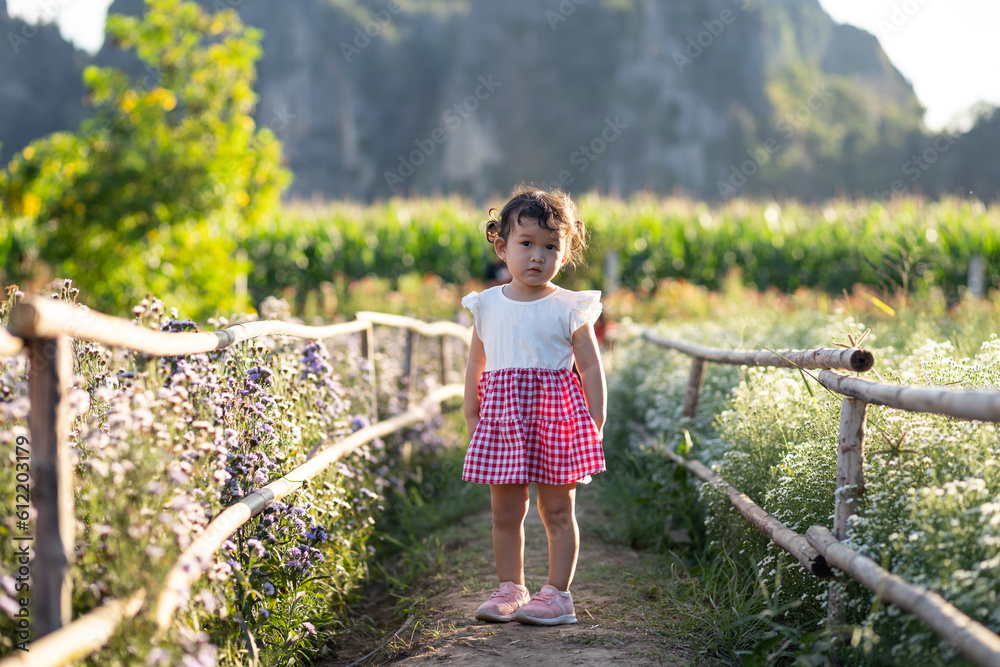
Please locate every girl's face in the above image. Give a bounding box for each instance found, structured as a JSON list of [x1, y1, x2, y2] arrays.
[[495, 215, 567, 296]]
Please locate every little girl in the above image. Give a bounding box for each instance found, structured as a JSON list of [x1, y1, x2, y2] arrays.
[[462, 186, 607, 626]]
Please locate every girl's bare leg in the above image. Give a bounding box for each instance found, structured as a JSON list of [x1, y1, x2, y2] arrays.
[[489, 484, 530, 584], [536, 482, 578, 591]]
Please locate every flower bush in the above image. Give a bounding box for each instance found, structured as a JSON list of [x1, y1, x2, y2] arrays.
[[0, 282, 456, 665], [604, 288, 1000, 664]]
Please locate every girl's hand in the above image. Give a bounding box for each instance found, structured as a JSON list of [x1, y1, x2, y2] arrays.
[[572, 322, 607, 440], [464, 328, 487, 442]]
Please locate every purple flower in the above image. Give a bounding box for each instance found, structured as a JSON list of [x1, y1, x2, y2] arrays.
[[300, 343, 334, 379], [247, 539, 267, 558], [306, 525, 328, 544], [247, 366, 274, 386], [351, 415, 370, 432], [284, 544, 323, 574]]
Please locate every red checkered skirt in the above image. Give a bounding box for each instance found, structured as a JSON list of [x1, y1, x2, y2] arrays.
[[463, 367, 606, 485]]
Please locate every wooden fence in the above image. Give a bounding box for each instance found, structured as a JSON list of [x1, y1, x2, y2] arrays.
[[0, 296, 471, 667], [642, 330, 1000, 666]]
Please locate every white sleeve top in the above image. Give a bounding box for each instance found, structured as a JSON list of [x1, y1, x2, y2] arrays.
[[461, 285, 603, 372]]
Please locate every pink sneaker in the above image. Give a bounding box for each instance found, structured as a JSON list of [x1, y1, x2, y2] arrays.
[[514, 584, 577, 625], [475, 581, 530, 622]]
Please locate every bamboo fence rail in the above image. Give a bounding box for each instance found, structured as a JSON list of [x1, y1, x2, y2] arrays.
[[641, 332, 875, 371], [808, 526, 1000, 666], [154, 385, 462, 632], [10, 297, 374, 354], [818, 369, 1000, 422], [355, 311, 472, 345], [0, 592, 146, 667], [643, 331, 1000, 666], [641, 330, 873, 418], [1, 298, 471, 665], [660, 447, 830, 577], [0, 328, 22, 356]]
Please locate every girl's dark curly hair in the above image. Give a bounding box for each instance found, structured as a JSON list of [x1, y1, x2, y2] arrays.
[[484, 185, 589, 267]]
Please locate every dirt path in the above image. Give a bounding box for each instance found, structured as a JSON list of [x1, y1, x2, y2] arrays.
[[319, 489, 715, 666]]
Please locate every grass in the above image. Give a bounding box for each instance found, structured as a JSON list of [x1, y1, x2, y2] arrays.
[[600, 284, 1000, 665], [345, 425, 785, 665]]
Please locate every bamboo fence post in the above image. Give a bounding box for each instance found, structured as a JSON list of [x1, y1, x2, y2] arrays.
[[401, 329, 417, 408], [833, 397, 868, 539], [968, 255, 985, 299], [828, 396, 868, 628], [681, 357, 706, 419], [361, 322, 378, 422], [28, 335, 74, 637], [440, 335, 452, 386]]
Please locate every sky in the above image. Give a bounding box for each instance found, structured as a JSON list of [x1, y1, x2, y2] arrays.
[[8, 0, 1000, 132]]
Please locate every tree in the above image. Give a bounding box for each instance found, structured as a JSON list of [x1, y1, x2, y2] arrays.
[[0, 0, 291, 318]]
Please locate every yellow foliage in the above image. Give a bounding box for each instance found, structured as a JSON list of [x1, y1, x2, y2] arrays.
[[149, 88, 177, 111], [22, 192, 41, 218], [120, 90, 138, 113], [21, 146, 35, 160], [236, 191, 250, 207]]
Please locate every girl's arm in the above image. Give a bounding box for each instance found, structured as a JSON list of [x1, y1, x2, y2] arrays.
[[572, 322, 607, 438], [464, 327, 488, 437]]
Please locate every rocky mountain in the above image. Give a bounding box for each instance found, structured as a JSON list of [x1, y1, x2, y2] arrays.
[[6, 0, 988, 201], [0, 0, 89, 162]]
